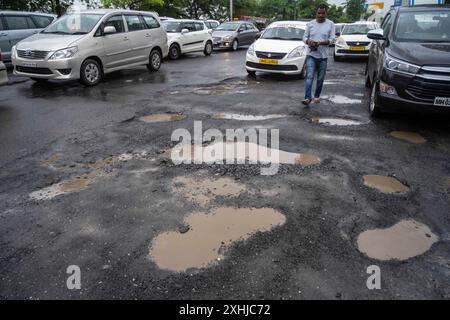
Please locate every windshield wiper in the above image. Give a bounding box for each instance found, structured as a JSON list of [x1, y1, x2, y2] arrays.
[[263, 37, 288, 40], [43, 31, 70, 34]]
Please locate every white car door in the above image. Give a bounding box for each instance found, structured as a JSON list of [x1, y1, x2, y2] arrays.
[[179, 22, 198, 53]]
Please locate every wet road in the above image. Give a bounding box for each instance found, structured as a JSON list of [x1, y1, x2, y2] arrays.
[[0, 49, 449, 299]]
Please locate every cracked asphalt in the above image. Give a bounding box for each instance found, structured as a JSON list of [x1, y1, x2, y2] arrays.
[[0, 48, 449, 299]]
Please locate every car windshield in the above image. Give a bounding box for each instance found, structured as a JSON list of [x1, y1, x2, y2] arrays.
[[42, 13, 103, 35], [394, 10, 450, 42], [261, 26, 305, 41], [215, 23, 238, 31], [342, 24, 376, 35], [163, 21, 181, 33]]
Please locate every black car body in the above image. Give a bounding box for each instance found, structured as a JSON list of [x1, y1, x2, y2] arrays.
[[366, 5, 450, 117]]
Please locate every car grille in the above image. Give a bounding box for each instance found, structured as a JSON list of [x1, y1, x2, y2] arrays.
[[406, 66, 450, 102], [255, 51, 287, 60], [213, 37, 221, 42], [16, 66, 52, 75], [246, 61, 297, 71], [17, 50, 49, 60], [346, 41, 370, 46]]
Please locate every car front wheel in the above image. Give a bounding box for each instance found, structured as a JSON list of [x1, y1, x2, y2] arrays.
[[369, 80, 384, 118], [169, 44, 181, 60], [246, 69, 256, 77], [147, 49, 162, 72], [80, 58, 102, 86], [231, 39, 238, 51]]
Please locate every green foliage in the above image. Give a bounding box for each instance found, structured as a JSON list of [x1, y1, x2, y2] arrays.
[[344, 0, 366, 22]]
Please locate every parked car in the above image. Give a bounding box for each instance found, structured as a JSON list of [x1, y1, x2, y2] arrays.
[[204, 19, 220, 30], [0, 11, 57, 62], [162, 19, 213, 60], [12, 9, 168, 86], [366, 4, 450, 117], [245, 21, 307, 78], [0, 49, 8, 86], [212, 21, 259, 51], [334, 21, 378, 60]]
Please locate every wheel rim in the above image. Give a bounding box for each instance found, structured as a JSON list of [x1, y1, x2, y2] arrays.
[[171, 46, 178, 58], [152, 52, 161, 69], [370, 83, 376, 112], [85, 63, 99, 83], [233, 41, 238, 50], [206, 43, 212, 54]]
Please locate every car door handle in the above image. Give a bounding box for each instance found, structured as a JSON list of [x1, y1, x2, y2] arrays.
[[123, 36, 129, 41], [145, 34, 150, 37]]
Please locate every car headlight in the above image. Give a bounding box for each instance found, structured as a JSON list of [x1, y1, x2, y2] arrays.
[[247, 43, 255, 56], [11, 45, 17, 59], [49, 46, 78, 60], [288, 46, 306, 58], [336, 37, 346, 47], [384, 53, 420, 75], [223, 35, 232, 41]]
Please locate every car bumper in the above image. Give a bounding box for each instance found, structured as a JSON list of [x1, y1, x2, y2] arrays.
[[379, 91, 450, 115], [213, 40, 234, 49], [12, 56, 83, 80], [0, 63, 8, 86], [335, 46, 369, 57], [245, 53, 306, 75]]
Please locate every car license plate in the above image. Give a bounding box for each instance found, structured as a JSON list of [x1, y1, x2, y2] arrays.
[[350, 46, 365, 51], [21, 61, 37, 68], [434, 97, 450, 107], [259, 58, 278, 65]]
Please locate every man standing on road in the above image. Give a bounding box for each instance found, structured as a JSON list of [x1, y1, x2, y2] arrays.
[[302, 4, 335, 106]]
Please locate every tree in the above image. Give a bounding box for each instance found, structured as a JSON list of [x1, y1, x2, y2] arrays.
[[0, 0, 94, 16], [344, 0, 366, 22]]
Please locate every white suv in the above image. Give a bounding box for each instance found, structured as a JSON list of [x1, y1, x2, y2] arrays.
[[162, 19, 213, 60]]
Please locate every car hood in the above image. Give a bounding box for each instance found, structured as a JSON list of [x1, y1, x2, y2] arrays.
[[341, 34, 370, 42], [253, 39, 305, 53], [16, 33, 86, 51], [387, 41, 450, 66], [212, 30, 235, 38]]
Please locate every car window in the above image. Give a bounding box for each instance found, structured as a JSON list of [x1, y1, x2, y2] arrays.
[[238, 24, 246, 31], [4, 15, 36, 30], [205, 22, 211, 28], [183, 22, 195, 32], [211, 22, 219, 28], [195, 22, 204, 31], [246, 24, 255, 30], [105, 15, 125, 33], [143, 15, 160, 29], [125, 15, 145, 31], [32, 15, 54, 28]]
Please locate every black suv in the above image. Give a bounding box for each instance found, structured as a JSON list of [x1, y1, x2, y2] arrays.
[[366, 5, 450, 117]]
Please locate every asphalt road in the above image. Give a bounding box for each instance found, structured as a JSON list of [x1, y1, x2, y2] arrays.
[[0, 48, 449, 299]]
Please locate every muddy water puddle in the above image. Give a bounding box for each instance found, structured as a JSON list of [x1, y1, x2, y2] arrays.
[[322, 95, 362, 104], [212, 113, 286, 121], [172, 176, 246, 206], [312, 117, 364, 126], [140, 114, 186, 123], [193, 81, 247, 95], [41, 154, 62, 169], [167, 141, 321, 166], [363, 175, 409, 194], [390, 131, 426, 144], [149, 207, 286, 272], [357, 219, 438, 261]]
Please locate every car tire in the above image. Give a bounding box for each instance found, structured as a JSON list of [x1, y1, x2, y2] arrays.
[[30, 78, 48, 84], [369, 80, 384, 118], [169, 44, 181, 60], [333, 52, 341, 62], [204, 41, 213, 56], [147, 49, 162, 72], [79, 58, 102, 87], [231, 39, 238, 51], [247, 69, 256, 78]]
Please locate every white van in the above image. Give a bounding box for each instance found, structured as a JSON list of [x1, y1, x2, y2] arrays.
[[11, 9, 169, 86]]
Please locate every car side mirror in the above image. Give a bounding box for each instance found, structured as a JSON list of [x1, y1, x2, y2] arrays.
[[181, 28, 189, 34], [104, 26, 117, 35], [367, 29, 385, 40]]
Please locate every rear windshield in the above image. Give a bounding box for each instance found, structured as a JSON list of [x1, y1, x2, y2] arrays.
[[342, 24, 377, 35], [394, 10, 450, 42]]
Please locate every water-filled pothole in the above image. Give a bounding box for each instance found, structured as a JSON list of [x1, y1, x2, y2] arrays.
[[149, 207, 286, 272], [363, 175, 409, 194], [140, 114, 186, 123], [212, 113, 286, 121], [357, 219, 438, 261], [390, 131, 426, 144], [312, 117, 363, 126]]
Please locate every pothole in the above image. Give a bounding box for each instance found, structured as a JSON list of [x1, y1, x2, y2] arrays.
[[363, 175, 410, 194], [357, 219, 438, 261], [41, 154, 62, 169], [140, 114, 186, 123], [390, 131, 426, 144], [167, 141, 321, 166], [212, 113, 286, 121], [322, 95, 361, 104], [193, 81, 247, 95], [172, 176, 246, 206], [312, 117, 363, 126], [149, 207, 286, 272]]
